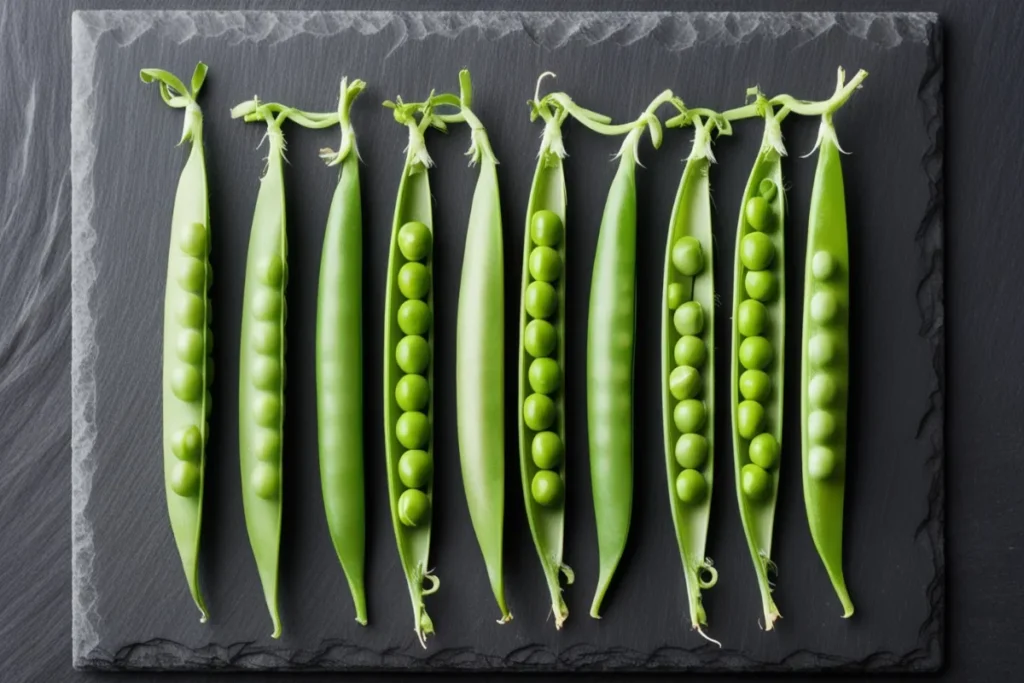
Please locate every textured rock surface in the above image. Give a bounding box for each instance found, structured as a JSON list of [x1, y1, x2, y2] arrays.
[[67, 9, 942, 673]]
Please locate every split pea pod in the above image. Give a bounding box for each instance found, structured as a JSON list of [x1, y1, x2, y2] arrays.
[[382, 95, 445, 647], [801, 67, 867, 618], [141, 62, 212, 623], [231, 98, 293, 639]]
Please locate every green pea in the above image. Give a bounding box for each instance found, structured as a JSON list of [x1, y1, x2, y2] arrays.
[[523, 393, 556, 431], [808, 410, 836, 443], [251, 463, 280, 500], [177, 330, 205, 364], [671, 236, 704, 276], [171, 425, 202, 461], [177, 294, 205, 328], [737, 299, 768, 337], [529, 246, 562, 282], [531, 210, 564, 247], [739, 336, 773, 370], [254, 394, 281, 427], [812, 251, 835, 280], [739, 369, 772, 401], [528, 357, 561, 395], [396, 411, 430, 450], [758, 178, 778, 202], [252, 357, 281, 391], [169, 460, 201, 497], [254, 430, 280, 462], [737, 400, 765, 439], [179, 222, 208, 257], [398, 221, 431, 261], [808, 446, 837, 480], [811, 291, 839, 323], [744, 270, 776, 301], [524, 281, 557, 319], [205, 262, 214, 291], [398, 262, 430, 300], [741, 463, 771, 500], [808, 374, 838, 407], [531, 470, 563, 506], [675, 469, 707, 504], [398, 299, 432, 336], [740, 232, 775, 271], [252, 322, 281, 355], [398, 449, 433, 489], [809, 333, 837, 367], [253, 289, 282, 321], [524, 319, 557, 358], [748, 433, 779, 469], [171, 366, 202, 402], [675, 433, 708, 469], [745, 196, 770, 231], [178, 257, 206, 293], [674, 399, 706, 434], [674, 335, 706, 367], [531, 431, 563, 470], [669, 365, 702, 400], [667, 282, 684, 310], [395, 374, 429, 412], [257, 254, 284, 287], [673, 301, 704, 336], [396, 335, 429, 374], [398, 488, 431, 527]]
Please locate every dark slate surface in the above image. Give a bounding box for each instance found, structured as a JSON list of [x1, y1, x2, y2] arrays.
[[69, 9, 940, 673], [14, 0, 1024, 682]]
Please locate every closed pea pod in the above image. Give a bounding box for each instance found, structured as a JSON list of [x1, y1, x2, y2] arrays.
[[141, 62, 212, 623]]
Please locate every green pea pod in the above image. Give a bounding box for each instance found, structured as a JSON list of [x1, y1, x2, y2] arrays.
[[316, 79, 368, 625], [661, 117, 720, 643], [801, 111, 855, 618], [141, 62, 211, 624], [731, 98, 786, 631], [232, 101, 290, 639]]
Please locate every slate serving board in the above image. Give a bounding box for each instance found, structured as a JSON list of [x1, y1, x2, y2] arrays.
[[70, 10, 943, 673]]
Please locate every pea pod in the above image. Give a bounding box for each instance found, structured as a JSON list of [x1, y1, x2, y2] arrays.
[[382, 95, 445, 647], [801, 67, 867, 618], [141, 62, 212, 624], [518, 75, 574, 628]]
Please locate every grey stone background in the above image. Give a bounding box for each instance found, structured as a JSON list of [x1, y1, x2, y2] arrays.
[[2, 1, 1022, 682]]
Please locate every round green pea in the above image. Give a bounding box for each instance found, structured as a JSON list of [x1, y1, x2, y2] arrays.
[[739, 336, 773, 370], [254, 394, 281, 427], [740, 232, 775, 271], [398, 449, 433, 489], [251, 463, 280, 500], [177, 294, 205, 328], [809, 374, 838, 407], [758, 178, 778, 202], [674, 301, 704, 336], [669, 366, 702, 400], [171, 425, 202, 461], [674, 335, 706, 367], [675, 433, 708, 469], [524, 319, 557, 358], [808, 410, 836, 443], [177, 329, 205, 364], [748, 433, 780, 469], [524, 393, 556, 431], [809, 333, 837, 367], [741, 463, 771, 500], [675, 469, 707, 504], [395, 374, 429, 412], [252, 322, 281, 355], [169, 460, 201, 497], [251, 357, 281, 391], [811, 291, 839, 323], [180, 222, 208, 257], [254, 430, 280, 462], [529, 246, 562, 282], [667, 282, 685, 310], [737, 400, 765, 439], [398, 489, 431, 527], [531, 431, 563, 470], [398, 299, 432, 336], [671, 237, 704, 276], [808, 446, 837, 480], [396, 411, 430, 450], [528, 358, 561, 395], [674, 399, 706, 434], [398, 221, 431, 261], [178, 257, 206, 293], [531, 210, 564, 247], [257, 254, 284, 287], [745, 196, 770, 231], [398, 262, 430, 300], [812, 251, 835, 280], [739, 369, 772, 401], [525, 281, 557, 319], [737, 299, 768, 337], [531, 470, 563, 506], [171, 366, 202, 402], [252, 289, 282, 321], [745, 270, 776, 301], [396, 335, 429, 374]]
